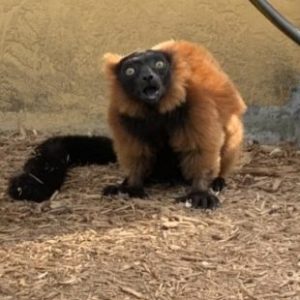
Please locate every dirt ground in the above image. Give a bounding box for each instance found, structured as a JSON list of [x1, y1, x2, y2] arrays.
[[0, 132, 300, 300]]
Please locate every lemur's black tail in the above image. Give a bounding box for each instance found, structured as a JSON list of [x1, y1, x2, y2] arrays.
[[8, 136, 116, 202]]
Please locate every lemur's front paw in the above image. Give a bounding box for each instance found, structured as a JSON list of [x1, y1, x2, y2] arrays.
[[102, 184, 147, 198], [121, 185, 148, 198], [102, 184, 121, 196], [211, 177, 226, 193], [177, 190, 220, 209]]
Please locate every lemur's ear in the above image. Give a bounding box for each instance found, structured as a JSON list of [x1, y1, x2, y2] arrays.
[[101, 53, 123, 76]]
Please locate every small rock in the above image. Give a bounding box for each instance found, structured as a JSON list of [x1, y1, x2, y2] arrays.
[[270, 148, 284, 157]]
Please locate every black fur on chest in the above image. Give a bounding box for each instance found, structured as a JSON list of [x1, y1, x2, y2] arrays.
[[120, 103, 188, 147]]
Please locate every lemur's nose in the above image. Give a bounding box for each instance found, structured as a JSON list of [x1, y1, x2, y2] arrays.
[[142, 74, 153, 81]]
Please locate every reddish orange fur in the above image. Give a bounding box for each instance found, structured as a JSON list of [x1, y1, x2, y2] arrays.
[[103, 40, 246, 190]]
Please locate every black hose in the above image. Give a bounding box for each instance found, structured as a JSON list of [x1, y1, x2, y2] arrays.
[[249, 0, 300, 45]]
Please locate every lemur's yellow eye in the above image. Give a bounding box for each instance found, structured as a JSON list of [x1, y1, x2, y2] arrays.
[[125, 67, 135, 76], [155, 61, 165, 69]]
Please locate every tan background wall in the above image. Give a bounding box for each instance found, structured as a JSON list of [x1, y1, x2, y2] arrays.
[[0, 0, 299, 133]]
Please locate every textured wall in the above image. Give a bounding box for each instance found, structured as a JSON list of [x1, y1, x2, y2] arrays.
[[0, 0, 299, 132]]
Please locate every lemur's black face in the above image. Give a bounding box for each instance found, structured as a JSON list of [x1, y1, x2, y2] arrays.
[[117, 50, 171, 105]]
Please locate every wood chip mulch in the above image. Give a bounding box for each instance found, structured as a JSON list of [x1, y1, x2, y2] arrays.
[[0, 132, 300, 300]]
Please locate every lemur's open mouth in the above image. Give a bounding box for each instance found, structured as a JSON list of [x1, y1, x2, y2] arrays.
[[143, 86, 159, 98], [142, 85, 161, 105]]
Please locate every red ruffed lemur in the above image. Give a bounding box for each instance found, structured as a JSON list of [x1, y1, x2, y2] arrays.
[[8, 40, 246, 209]]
